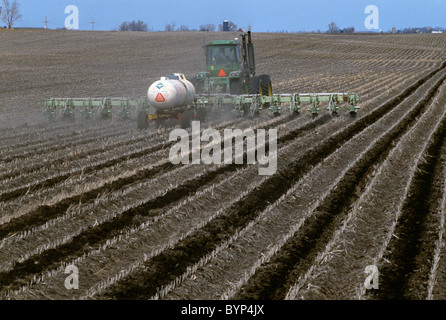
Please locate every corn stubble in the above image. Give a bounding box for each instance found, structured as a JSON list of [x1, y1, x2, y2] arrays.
[[1, 30, 446, 300]]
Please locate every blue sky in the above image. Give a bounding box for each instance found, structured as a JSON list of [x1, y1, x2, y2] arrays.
[[9, 0, 446, 32]]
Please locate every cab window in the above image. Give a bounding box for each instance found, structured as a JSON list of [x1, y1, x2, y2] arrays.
[[207, 46, 241, 65]]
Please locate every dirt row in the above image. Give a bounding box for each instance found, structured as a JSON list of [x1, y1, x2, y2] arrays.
[[286, 75, 446, 300], [2, 55, 440, 300], [0, 107, 334, 297], [154, 60, 446, 300], [2, 30, 446, 300], [0, 59, 428, 208], [235, 63, 446, 300]]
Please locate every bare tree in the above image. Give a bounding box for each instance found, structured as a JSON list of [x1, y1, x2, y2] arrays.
[[199, 24, 215, 32], [327, 22, 340, 33], [342, 26, 355, 33], [129, 20, 147, 31], [119, 20, 147, 32], [119, 21, 129, 31], [165, 22, 176, 32], [1, 0, 21, 29]]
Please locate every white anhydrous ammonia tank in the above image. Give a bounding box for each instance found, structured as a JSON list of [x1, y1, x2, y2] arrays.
[[147, 73, 195, 111]]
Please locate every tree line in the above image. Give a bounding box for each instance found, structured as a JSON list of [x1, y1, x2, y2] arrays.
[[118, 20, 354, 33], [118, 20, 239, 32]]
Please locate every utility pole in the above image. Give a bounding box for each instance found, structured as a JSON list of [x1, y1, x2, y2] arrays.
[[91, 17, 95, 31], [43, 16, 48, 29]]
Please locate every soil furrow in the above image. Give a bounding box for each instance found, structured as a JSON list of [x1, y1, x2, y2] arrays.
[[0, 135, 172, 203], [0, 112, 322, 232], [0, 161, 174, 240], [285, 77, 446, 300], [95, 65, 446, 299], [233, 69, 446, 300], [372, 113, 446, 300], [0, 112, 326, 290], [0, 162, 240, 291], [2, 31, 446, 300]]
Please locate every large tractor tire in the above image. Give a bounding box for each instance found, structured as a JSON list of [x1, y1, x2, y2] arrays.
[[248, 76, 263, 116], [248, 76, 263, 95], [259, 74, 273, 111], [191, 77, 205, 94], [259, 74, 272, 96], [137, 111, 148, 130]]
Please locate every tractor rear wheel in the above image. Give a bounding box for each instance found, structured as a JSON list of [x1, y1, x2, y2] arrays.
[[248, 76, 262, 95], [259, 74, 272, 96], [248, 76, 264, 116], [259, 74, 272, 110]]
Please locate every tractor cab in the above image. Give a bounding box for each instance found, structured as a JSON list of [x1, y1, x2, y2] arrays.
[[205, 41, 242, 74], [193, 31, 264, 95], [193, 39, 245, 94]]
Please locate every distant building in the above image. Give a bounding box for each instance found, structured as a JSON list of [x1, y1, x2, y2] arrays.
[[222, 20, 229, 32], [432, 30, 443, 34]]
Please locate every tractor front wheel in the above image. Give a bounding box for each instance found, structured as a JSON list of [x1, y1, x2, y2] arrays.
[[230, 79, 243, 95], [191, 77, 205, 94]]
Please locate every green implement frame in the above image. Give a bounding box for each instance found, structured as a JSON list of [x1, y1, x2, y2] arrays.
[[192, 92, 360, 117], [43, 93, 359, 123], [43, 97, 150, 119]]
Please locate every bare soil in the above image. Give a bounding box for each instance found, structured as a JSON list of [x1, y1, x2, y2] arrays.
[[1, 29, 446, 300]]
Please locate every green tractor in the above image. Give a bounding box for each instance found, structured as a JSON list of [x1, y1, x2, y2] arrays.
[[191, 31, 272, 98]]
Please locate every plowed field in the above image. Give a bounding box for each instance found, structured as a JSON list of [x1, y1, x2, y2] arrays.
[[1, 29, 446, 300]]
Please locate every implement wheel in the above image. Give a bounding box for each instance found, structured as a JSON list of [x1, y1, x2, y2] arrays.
[[181, 109, 192, 129], [137, 111, 148, 130]]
